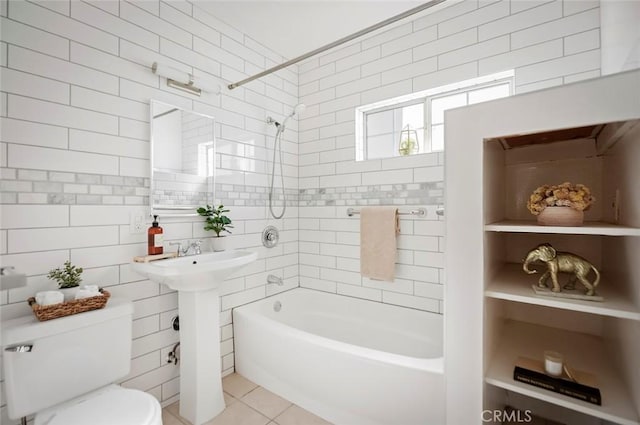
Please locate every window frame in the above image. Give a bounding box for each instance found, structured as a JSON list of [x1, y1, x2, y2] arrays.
[[356, 70, 515, 161]]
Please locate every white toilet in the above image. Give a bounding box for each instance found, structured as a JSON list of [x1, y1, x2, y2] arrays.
[[1, 298, 162, 425]]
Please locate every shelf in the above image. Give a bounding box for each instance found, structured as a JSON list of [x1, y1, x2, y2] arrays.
[[485, 220, 640, 236], [485, 320, 640, 425], [485, 264, 640, 321]]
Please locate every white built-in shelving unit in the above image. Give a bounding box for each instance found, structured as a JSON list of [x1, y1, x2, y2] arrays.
[[485, 264, 640, 321], [485, 321, 639, 425], [484, 221, 640, 236], [446, 70, 640, 425]]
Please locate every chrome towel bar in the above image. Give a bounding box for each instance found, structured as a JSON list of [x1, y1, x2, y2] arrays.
[[346, 207, 426, 217]]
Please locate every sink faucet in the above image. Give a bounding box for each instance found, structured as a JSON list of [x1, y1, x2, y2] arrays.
[[189, 240, 202, 255], [170, 240, 202, 257]]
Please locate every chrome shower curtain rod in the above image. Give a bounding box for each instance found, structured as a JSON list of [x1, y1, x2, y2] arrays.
[[227, 0, 447, 90]]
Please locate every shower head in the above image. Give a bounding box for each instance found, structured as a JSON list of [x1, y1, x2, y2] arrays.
[[292, 103, 306, 117], [279, 103, 306, 130], [267, 104, 306, 131], [285, 103, 306, 120]]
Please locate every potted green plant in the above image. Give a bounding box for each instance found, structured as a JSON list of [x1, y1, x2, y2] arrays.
[[47, 261, 83, 300], [197, 204, 234, 251]]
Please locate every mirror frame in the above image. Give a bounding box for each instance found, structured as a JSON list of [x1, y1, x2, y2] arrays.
[[149, 99, 216, 217]]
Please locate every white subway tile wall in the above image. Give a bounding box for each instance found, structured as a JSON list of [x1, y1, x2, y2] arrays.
[[0, 0, 298, 422], [297, 0, 600, 314], [0, 0, 601, 422]]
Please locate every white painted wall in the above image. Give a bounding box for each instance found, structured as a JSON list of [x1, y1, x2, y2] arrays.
[[296, 0, 602, 313], [0, 0, 298, 421]]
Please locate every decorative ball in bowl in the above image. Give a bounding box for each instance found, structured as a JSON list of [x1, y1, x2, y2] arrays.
[[526, 182, 595, 226]]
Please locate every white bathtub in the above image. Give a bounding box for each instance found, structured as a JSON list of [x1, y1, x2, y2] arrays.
[[233, 288, 444, 425]]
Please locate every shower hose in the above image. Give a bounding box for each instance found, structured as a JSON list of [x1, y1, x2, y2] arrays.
[[269, 124, 286, 219]]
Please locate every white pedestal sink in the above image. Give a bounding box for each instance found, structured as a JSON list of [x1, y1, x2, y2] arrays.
[[132, 250, 257, 425]]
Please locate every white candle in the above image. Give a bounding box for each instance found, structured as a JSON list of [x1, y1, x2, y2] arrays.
[[544, 350, 564, 376]]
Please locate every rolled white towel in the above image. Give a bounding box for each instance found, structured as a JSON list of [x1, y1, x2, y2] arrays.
[[35, 291, 64, 306], [75, 286, 102, 300], [81, 285, 100, 293]]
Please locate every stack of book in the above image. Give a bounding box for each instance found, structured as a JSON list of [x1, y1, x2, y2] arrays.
[[513, 357, 601, 405]]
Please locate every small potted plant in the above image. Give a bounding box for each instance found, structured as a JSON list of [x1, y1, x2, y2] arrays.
[[47, 260, 83, 300], [398, 125, 419, 156], [197, 204, 234, 251]]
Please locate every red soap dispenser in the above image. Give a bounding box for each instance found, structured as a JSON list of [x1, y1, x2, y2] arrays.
[[148, 215, 164, 255]]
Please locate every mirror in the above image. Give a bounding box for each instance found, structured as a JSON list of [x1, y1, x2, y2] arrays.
[[150, 100, 215, 216]]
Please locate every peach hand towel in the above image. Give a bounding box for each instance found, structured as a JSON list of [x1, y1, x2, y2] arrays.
[[360, 206, 400, 282]]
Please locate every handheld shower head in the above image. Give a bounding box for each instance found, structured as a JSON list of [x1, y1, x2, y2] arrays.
[[268, 103, 305, 219]]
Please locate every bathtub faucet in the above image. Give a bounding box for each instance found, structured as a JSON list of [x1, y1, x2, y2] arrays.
[[267, 274, 284, 286]]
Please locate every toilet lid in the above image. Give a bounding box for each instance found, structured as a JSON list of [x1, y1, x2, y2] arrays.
[[39, 387, 161, 425]]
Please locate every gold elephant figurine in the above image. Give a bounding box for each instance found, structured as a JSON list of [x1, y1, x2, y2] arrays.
[[523, 243, 600, 296]]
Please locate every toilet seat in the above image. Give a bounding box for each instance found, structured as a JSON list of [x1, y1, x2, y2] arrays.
[[35, 385, 162, 425]]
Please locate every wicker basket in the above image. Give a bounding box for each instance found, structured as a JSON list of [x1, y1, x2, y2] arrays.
[[28, 289, 111, 321]]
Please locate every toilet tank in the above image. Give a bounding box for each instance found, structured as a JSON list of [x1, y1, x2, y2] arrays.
[[1, 298, 133, 420]]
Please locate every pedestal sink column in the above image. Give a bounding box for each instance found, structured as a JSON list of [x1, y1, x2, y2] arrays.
[[130, 250, 258, 424], [178, 289, 225, 425]]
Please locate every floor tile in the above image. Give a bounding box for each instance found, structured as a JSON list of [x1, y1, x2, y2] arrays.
[[222, 373, 259, 398], [224, 391, 238, 406], [274, 405, 333, 425], [201, 400, 270, 425], [161, 374, 330, 425], [166, 401, 181, 420], [241, 386, 293, 419], [162, 409, 187, 425]]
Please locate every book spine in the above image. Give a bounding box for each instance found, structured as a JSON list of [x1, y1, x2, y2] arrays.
[[513, 367, 601, 405]]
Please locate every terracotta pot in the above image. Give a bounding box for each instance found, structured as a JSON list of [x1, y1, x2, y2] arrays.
[[537, 206, 584, 226]]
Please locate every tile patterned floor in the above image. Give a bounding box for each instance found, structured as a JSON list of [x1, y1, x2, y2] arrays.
[[162, 373, 333, 425]]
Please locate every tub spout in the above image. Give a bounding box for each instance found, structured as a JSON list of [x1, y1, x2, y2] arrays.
[[267, 274, 283, 286]]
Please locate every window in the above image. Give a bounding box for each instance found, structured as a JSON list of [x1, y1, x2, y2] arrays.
[[355, 71, 514, 161], [365, 101, 425, 160]]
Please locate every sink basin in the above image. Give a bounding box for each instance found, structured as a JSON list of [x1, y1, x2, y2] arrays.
[[131, 249, 257, 425], [131, 250, 258, 292]]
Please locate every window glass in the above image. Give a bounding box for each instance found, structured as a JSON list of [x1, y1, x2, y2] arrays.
[[402, 103, 423, 129], [356, 71, 514, 161], [366, 110, 394, 136], [367, 134, 395, 160]]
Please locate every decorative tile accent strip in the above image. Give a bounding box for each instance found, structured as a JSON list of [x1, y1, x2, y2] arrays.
[[215, 184, 299, 207], [4, 168, 439, 208], [0, 168, 150, 205], [299, 182, 443, 206]]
